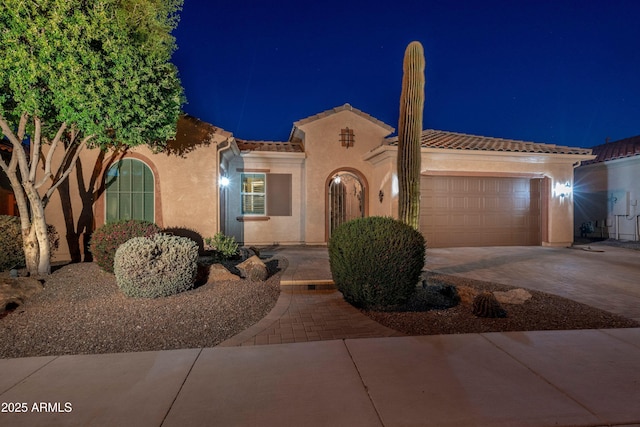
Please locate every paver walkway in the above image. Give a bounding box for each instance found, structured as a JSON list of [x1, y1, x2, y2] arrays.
[[222, 243, 640, 346], [220, 288, 402, 346], [220, 246, 402, 346]]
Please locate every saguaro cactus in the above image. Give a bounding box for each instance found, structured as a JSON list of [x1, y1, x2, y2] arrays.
[[397, 41, 425, 230]]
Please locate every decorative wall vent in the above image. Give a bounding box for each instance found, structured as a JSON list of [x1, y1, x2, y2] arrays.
[[340, 127, 355, 148]]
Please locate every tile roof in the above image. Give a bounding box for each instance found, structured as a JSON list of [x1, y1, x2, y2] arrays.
[[170, 114, 230, 143], [293, 103, 395, 134], [236, 139, 305, 153], [581, 135, 640, 165], [386, 129, 593, 155]]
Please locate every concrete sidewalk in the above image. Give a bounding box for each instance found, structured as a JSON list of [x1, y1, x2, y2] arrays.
[[1, 329, 640, 426]]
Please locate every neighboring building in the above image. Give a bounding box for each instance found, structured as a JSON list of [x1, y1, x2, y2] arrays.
[[42, 105, 595, 261], [574, 135, 640, 241], [0, 140, 17, 216]]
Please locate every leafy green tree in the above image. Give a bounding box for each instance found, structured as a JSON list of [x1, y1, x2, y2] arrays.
[[0, 0, 185, 275]]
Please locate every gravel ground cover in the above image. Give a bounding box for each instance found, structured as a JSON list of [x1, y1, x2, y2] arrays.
[[363, 273, 639, 336], [2, 246, 638, 359], [0, 259, 283, 359]]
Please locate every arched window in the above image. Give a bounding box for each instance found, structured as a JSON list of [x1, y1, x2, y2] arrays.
[[105, 159, 154, 222]]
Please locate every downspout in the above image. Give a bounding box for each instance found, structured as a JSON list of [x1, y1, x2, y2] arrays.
[[217, 137, 235, 234]]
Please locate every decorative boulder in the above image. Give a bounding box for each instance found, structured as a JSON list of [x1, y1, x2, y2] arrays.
[[1, 277, 44, 314], [207, 264, 241, 283], [236, 255, 268, 281], [493, 288, 532, 305]]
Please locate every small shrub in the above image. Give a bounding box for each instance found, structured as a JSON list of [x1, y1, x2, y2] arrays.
[[89, 220, 161, 273], [0, 215, 59, 272], [472, 292, 507, 318], [0, 215, 24, 271], [204, 232, 239, 259], [328, 216, 426, 309], [114, 234, 199, 298]]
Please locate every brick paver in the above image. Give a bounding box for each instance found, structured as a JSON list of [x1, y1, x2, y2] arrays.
[[221, 288, 402, 347]]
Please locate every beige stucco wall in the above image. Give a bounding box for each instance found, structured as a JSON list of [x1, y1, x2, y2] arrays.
[[224, 152, 305, 245], [43, 127, 230, 262], [366, 146, 592, 246], [296, 110, 394, 243], [575, 157, 640, 241]]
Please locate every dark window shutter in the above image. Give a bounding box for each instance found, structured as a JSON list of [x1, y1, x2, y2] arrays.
[[266, 174, 292, 216]]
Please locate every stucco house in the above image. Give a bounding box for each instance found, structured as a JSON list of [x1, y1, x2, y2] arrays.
[[0, 140, 17, 216], [574, 135, 640, 241], [41, 104, 594, 261]]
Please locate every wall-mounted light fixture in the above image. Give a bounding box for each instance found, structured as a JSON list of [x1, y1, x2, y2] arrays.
[[219, 176, 230, 187], [379, 190, 384, 203], [553, 181, 572, 198]]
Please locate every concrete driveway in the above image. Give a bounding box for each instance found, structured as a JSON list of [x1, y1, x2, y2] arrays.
[[425, 243, 640, 322]]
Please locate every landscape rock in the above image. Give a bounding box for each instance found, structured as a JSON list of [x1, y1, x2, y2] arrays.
[[207, 264, 241, 283], [493, 288, 532, 305], [236, 255, 268, 281], [1, 277, 44, 314]]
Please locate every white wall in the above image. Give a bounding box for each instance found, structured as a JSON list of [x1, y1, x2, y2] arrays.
[[575, 156, 640, 241]]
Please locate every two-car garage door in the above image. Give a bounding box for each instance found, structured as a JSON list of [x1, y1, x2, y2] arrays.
[[420, 176, 541, 248]]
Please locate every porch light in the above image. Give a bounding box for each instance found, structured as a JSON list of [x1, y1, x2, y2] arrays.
[[219, 176, 230, 187], [333, 176, 341, 184], [554, 182, 572, 198]]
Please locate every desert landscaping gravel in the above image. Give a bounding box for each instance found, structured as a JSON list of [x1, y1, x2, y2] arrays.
[[0, 259, 283, 359], [364, 273, 639, 336], [1, 250, 638, 359]]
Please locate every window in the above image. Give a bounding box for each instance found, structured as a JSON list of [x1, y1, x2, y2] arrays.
[[106, 159, 154, 222], [241, 173, 266, 215]]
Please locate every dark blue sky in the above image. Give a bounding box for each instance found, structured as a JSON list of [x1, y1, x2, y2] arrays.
[[173, 0, 640, 148]]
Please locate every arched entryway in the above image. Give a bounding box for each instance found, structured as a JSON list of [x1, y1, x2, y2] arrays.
[[326, 169, 367, 240]]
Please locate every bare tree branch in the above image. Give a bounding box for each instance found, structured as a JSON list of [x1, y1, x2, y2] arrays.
[[29, 116, 42, 182], [39, 121, 68, 186], [42, 135, 89, 207]]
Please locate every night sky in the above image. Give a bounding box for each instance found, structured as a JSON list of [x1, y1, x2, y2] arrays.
[[172, 0, 640, 148]]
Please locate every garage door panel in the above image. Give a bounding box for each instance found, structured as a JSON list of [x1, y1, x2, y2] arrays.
[[420, 176, 541, 248]]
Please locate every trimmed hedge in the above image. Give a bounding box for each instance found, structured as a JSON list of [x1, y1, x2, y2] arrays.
[[114, 233, 199, 298], [89, 220, 161, 273], [328, 216, 426, 309], [0, 215, 59, 272]]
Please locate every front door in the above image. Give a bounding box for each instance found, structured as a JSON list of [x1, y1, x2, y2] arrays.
[[328, 171, 365, 238]]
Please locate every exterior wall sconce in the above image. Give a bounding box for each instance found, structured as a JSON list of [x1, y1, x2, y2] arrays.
[[554, 182, 572, 198], [379, 190, 384, 203], [219, 176, 230, 187]]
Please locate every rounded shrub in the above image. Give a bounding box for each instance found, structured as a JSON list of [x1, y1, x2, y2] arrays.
[[0, 215, 24, 271], [0, 215, 60, 272], [328, 216, 426, 309], [114, 233, 199, 298], [89, 220, 161, 273]]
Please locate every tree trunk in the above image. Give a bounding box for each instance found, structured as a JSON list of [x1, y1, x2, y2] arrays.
[[23, 184, 52, 275]]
